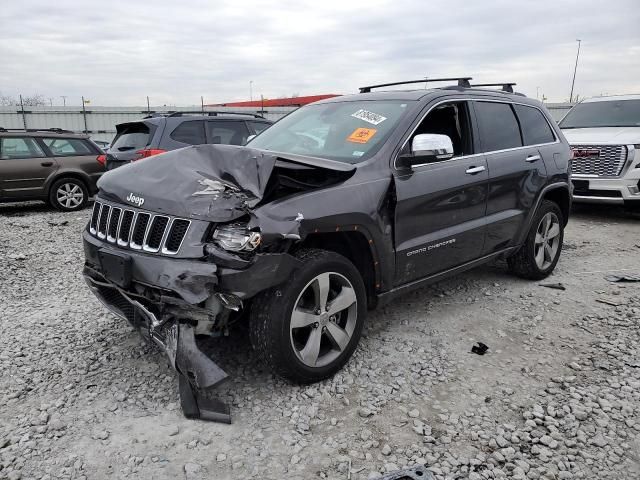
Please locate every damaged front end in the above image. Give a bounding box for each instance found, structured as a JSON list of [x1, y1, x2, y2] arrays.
[[82, 144, 355, 422]]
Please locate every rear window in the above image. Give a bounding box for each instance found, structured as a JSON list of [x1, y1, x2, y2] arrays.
[[475, 101, 523, 152], [43, 137, 93, 156], [110, 123, 151, 152], [170, 121, 206, 145], [514, 105, 556, 145]]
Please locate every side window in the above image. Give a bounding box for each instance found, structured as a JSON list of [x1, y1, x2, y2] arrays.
[[248, 121, 271, 136], [170, 121, 206, 145], [408, 101, 474, 158], [474, 101, 523, 152], [205, 121, 249, 146], [43, 138, 92, 155], [0, 137, 45, 159], [514, 104, 556, 145]]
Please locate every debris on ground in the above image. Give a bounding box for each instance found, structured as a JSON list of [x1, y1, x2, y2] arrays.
[[604, 273, 640, 283], [470, 342, 489, 355], [1, 205, 639, 480], [539, 282, 566, 290]]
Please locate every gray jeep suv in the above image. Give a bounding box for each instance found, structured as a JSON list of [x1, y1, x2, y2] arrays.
[[82, 78, 571, 421]]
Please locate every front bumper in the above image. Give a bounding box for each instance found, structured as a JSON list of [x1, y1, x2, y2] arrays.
[[572, 174, 640, 205], [83, 230, 300, 303], [82, 230, 301, 422]]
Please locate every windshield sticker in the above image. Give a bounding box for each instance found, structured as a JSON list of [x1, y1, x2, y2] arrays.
[[351, 109, 387, 125], [347, 128, 377, 144], [352, 150, 365, 157]]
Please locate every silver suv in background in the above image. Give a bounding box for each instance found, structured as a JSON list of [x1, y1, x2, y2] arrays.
[[559, 95, 640, 210]]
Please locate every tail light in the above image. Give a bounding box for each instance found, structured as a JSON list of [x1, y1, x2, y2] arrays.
[[134, 149, 167, 161], [96, 154, 106, 166]]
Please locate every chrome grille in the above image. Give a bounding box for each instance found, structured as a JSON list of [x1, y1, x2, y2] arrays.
[[570, 144, 628, 177], [88, 200, 190, 255]]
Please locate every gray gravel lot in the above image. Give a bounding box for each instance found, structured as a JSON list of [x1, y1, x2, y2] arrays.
[[1, 202, 639, 480]]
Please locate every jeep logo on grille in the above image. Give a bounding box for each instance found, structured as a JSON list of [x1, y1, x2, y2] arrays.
[[126, 193, 145, 207], [572, 148, 600, 159]]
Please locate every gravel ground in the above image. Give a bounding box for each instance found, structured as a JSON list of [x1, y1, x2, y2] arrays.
[[1, 201, 639, 480]]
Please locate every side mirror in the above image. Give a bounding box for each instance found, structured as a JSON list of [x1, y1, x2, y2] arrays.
[[397, 134, 454, 169]]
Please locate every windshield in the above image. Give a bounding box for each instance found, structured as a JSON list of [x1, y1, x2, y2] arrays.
[[559, 100, 640, 128], [247, 100, 413, 163]]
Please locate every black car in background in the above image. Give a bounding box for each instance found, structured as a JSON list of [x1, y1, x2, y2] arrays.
[[105, 111, 273, 170]]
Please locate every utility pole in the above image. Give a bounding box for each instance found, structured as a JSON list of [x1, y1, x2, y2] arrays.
[[61, 96, 67, 107], [201, 96, 204, 113], [49, 98, 53, 107], [19, 94, 27, 129], [569, 39, 581, 103], [81, 96, 88, 134], [146, 96, 150, 114], [250, 81, 253, 101]]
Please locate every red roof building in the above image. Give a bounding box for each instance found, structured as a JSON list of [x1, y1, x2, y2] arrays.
[[208, 94, 340, 108]]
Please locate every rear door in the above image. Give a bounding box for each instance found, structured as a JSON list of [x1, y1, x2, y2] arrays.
[[0, 136, 57, 199], [472, 100, 549, 254], [393, 100, 489, 285], [42, 137, 103, 189]]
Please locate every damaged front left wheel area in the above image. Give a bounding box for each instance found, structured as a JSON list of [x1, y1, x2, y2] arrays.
[[249, 249, 367, 384]]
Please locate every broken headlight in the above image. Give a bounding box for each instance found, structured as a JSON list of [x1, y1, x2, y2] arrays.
[[211, 224, 261, 252]]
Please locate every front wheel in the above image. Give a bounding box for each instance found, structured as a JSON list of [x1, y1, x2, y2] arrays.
[[508, 200, 564, 280], [249, 249, 367, 384]]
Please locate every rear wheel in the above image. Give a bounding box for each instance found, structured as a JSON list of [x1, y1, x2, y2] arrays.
[[49, 178, 88, 211], [249, 249, 366, 384], [508, 200, 564, 280]]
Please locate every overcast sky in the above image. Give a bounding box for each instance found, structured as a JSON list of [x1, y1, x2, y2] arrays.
[[1, 0, 639, 106]]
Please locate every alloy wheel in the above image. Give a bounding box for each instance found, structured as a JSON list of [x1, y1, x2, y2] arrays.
[[56, 183, 84, 209], [534, 212, 561, 270], [289, 272, 358, 368]]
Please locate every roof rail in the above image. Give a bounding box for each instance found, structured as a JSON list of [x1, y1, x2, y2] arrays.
[[470, 83, 517, 93], [165, 110, 265, 119], [0, 127, 75, 134], [359, 77, 472, 93]]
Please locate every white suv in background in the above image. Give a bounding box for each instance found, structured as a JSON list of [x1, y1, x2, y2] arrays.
[[559, 95, 640, 210]]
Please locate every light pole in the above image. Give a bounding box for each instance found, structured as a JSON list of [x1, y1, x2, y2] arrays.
[[569, 39, 581, 103], [60, 96, 67, 106], [249, 81, 253, 101]]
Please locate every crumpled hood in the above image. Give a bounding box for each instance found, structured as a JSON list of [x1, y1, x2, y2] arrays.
[[97, 144, 355, 223], [561, 127, 640, 145]]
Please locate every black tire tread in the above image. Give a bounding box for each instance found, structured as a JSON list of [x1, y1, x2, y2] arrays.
[[249, 248, 365, 384], [508, 200, 563, 280]]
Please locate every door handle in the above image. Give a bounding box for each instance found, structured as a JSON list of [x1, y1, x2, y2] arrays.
[[465, 165, 486, 175], [41, 161, 54, 167], [525, 154, 541, 163]]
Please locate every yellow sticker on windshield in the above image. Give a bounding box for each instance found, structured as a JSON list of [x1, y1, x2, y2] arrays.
[[347, 128, 377, 144]]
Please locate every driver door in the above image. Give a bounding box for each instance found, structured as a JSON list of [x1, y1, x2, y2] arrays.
[[393, 101, 489, 285]]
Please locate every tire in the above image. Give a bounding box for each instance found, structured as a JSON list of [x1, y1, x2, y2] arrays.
[[48, 177, 89, 212], [249, 248, 367, 384], [508, 200, 564, 280]]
